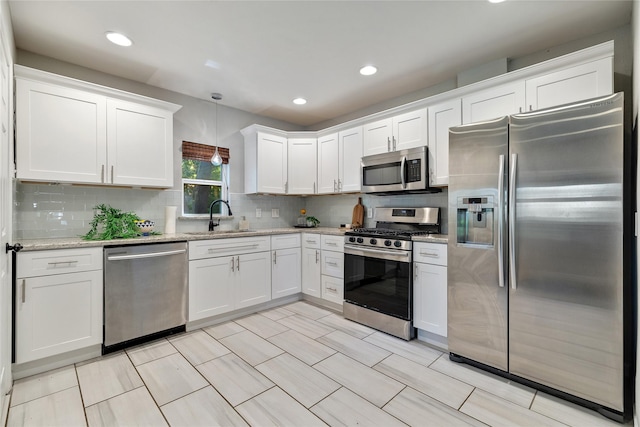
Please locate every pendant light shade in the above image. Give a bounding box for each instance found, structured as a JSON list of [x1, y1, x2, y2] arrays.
[[211, 93, 223, 166]]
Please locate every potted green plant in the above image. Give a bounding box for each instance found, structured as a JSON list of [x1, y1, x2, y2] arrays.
[[306, 216, 320, 227], [82, 204, 145, 240]]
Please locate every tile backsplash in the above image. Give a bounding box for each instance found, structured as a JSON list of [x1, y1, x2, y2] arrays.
[[14, 182, 448, 239]]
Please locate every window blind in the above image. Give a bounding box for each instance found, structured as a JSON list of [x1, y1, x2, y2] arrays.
[[182, 140, 230, 164]]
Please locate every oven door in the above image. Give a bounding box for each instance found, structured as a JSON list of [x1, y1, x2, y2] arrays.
[[344, 244, 412, 320]]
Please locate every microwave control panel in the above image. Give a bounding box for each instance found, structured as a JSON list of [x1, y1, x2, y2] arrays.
[[406, 159, 421, 182]]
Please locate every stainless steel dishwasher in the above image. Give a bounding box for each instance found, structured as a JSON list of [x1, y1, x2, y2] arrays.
[[103, 241, 188, 353]]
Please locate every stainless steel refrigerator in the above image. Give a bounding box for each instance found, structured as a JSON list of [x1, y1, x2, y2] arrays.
[[447, 93, 632, 421]]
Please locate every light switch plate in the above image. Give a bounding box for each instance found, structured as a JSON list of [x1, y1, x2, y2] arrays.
[[272, 208, 279, 218], [367, 207, 373, 218], [256, 208, 262, 218]]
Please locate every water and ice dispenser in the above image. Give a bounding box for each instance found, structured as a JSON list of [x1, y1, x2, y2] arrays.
[[456, 196, 494, 247]]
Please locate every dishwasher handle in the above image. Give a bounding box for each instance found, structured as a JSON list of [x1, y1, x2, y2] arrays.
[[107, 248, 186, 262]]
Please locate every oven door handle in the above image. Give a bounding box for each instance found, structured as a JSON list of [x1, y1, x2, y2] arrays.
[[344, 244, 412, 263]]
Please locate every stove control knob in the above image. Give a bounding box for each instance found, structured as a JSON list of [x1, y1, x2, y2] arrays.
[[348, 237, 356, 243], [370, 238, 377, 245], [384, 240, 392, 247], [356, 237, 364, 243], [394, 241, 402, 248]]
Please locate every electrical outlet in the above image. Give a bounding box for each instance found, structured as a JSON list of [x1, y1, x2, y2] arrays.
[[272, 208, 279, 218], [256, 208, 262, 218], [367, 207, 373, 218]]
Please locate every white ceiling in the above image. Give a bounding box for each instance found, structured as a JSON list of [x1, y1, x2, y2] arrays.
[[8, 0, 633, 127]]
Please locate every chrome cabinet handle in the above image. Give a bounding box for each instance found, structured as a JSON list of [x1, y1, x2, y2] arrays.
[[392, 136, 397, 151], [285, 181, 288, 193], [414, 264, 418, 279], [333, 179, 337, 192], [327, 261, 338, 267], [101, 165, 105, 183], [21, 279, 25, 303], [236, 256, 240, 271], [419, 250, 439, 258], [231, 257, 235, 272], [387, 137, 391, 152], [338, 179, 342, 191], [111, 165, 114, 184], [273, 251, 277, 265], [497, 154, 505, 288], [313, 182, 316, 193], [509, 153, 517, 290], [315, 250, 319, 263], [327, 286, 337, 292], [48, 260, 79, 266]]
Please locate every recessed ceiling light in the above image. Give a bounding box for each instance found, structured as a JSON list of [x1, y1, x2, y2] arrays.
[[293, 98, 307, 105], [360, 65, 377, 76], [105, 31, 133, 47]]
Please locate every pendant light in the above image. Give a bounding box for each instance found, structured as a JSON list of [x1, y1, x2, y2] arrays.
[[210, 93, 223, 166]]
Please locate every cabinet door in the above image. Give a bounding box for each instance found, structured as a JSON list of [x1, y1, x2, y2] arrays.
[[428, 99, 461, 187], [317, 133, 339, 194], [525, 57, 613, 111], [362, 118, 392, 156], [236, 252, 271, 309], [413, 262, 447, 337], [15, 270, 103, 363], [338, 127, 363, 193], [393, 108, 428, 151], [107, 99, 174, 188], [462, 81, 525, 124], [302, 248, 321, 298], [271, 248, 301, 298], [288, 137, 317, 194], [257, 132, 288, 194], [321, 275, 344, 306], [188, 256, 234, 321], [15, 80, 107, 184]]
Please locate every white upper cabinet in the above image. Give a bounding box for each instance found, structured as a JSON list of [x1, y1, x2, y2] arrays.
[[318, 127, 362, 194], [106, 99, 174, 187], [15, 66, 181, 188], [427, 98, 461, 187], [16, 80, 107, 184], [362, 118, 392, 156], [338, 127, 363, 193], [287, 137, 317, 194], [317, 133, 339, 194], [462, 81, 525, 124], [243, 128, 288, 194], [525, 57, 613, 111], [362, 109, 427, 156]]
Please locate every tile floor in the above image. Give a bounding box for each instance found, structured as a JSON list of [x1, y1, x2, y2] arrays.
[[6, 301, 625, 426]]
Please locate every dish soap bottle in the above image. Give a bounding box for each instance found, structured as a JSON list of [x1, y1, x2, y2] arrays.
[[239, 216, 250, 231], [297, 209, 307, 226]]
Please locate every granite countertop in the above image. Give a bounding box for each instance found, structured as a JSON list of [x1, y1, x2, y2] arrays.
[[17, 227, 349, 251], [411, 234, 448, 244]]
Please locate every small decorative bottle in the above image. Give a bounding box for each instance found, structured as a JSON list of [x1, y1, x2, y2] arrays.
[[297, 209, 307, 226]]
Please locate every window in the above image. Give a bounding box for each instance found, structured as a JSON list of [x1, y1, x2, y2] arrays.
[[182, 141, 230, 216]]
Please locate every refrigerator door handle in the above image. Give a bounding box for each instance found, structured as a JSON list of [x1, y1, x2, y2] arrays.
[[509, 153, 517, 290], [497, 154, 505, 288], [400, 156, 407, 189]]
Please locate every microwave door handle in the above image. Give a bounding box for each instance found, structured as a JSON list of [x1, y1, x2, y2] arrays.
[[400, 156, 407, 189]]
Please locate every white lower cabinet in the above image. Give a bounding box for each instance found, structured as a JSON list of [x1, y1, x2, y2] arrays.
[[15, 248, 103, 363], [413, 242, 448, 337], [321, 235, 344, 306], [271, 234, 301, 299], [188, 237, 271, 322], [301, 233, 321, 298]]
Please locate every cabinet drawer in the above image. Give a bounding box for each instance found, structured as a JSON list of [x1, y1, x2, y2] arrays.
[[271, 233, 301, 250], [413, 242, 447, 266], [17, 247, 103, 278], [321, 235, 344, 252], [189, 236, 270, 260], [321, 251, 344, 278], [321, 275, 344, 305], [302, 233, 321, 249]]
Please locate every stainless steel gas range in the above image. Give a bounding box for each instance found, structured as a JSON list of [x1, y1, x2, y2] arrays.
[[343, 207, 440, 340]]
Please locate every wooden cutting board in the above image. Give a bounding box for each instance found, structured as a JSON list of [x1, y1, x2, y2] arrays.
[[352, 197, 364, 227]]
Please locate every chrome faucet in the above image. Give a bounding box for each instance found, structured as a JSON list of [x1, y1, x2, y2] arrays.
[[208, 199, 233, 231]]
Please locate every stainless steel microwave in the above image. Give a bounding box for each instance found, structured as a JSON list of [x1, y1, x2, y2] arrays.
[[361, 146, 440, 195]]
